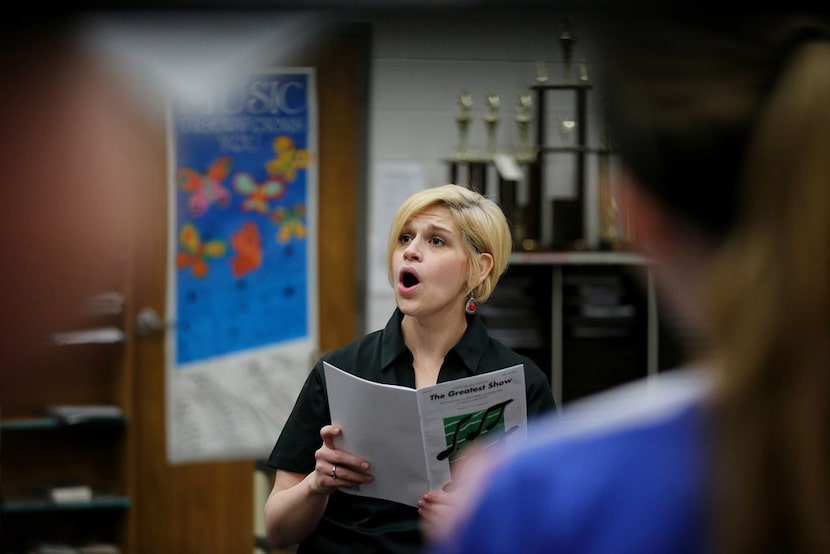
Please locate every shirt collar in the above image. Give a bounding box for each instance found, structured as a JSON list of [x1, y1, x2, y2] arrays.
[[380, 308, 407, 370], [379, 307, 488, 373]]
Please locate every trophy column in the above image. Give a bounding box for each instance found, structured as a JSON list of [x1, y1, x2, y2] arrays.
[[448, 90, 488, 194]]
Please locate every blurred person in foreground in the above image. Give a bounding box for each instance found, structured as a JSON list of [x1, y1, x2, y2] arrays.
[[0, 17, 160, 399], [427, 12, 830, 554], [263, 184, 556, 553]]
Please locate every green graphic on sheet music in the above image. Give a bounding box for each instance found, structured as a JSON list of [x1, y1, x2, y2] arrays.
[[436, 399, 513, 462]]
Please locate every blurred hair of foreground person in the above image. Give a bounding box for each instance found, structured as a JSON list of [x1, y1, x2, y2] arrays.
[[427, 12, 830, 554]]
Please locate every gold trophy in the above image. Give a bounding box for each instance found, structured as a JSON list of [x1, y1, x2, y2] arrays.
[[597, 132, 619, 249], [535, 60, 549, 84], [483, 90, 500, 158], [578, 59, 589, 83], [455, 90, 473, 160], [559, 16, 576, 83], [515, 91, 534, 161], [559, 116, 576, 146]]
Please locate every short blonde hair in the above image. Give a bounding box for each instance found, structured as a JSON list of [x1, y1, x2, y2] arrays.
[[386, 184, 512, 303]]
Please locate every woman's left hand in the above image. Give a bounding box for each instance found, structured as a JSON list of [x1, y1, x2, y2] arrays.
[[418, 443, 500, 542], [418, 489, 457, 538]]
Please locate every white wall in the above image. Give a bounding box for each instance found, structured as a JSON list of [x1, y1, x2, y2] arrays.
[[364, 11, 606, 332]]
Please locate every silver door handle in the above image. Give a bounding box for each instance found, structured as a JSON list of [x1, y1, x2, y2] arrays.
[[135, 307, 175, 336]]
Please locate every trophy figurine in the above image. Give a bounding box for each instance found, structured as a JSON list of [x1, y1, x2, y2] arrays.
[[455, 91, 473, 159], [535, 60, 549, 84], [483, 90, 500, 158], [515, 91, 534, 161], [559, 116, 577, 146], [578, 59, 589, 83], [559, 16, 577, 82], [597, 132, 619, 249]]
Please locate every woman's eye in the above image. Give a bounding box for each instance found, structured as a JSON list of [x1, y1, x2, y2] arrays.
[[398, 234, 413, 244], [429, 237, 445, 246]]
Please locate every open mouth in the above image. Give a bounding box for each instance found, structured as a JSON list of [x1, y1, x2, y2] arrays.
[[400, 270, 420, 289]]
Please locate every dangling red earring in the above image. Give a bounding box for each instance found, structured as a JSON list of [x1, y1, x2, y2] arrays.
[[465, 295, 478, 315]]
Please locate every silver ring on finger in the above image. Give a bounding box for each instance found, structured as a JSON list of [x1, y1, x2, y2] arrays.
[[331, 465, 337, 480]]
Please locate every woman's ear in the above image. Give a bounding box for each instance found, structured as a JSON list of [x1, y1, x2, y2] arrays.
[[473, 252, 494, 289]]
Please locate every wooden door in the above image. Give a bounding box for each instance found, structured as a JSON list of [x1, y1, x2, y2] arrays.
[[129, 22, 370, 552]]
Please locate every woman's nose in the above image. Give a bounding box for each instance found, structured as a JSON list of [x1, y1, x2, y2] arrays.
[[403, 240, 421, 260]]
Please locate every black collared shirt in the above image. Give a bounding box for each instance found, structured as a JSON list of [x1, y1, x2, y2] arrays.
[[267, 308, 556, 553]]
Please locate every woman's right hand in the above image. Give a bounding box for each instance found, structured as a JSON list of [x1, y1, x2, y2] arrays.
[[265, 424, 374, 547], [313, 424, 374, 494]]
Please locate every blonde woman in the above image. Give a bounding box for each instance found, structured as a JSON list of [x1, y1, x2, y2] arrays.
[[264, 184, 555, 552]]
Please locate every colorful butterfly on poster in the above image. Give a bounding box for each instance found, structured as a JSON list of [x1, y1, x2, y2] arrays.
[[176, 223, 227, 278], [272, 204, 307, 243], [230, 220, 263, 278], [232, 173, 287, 214], [177, 155, 233, 217], [266, 136, 309, 183]]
